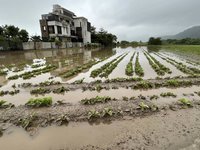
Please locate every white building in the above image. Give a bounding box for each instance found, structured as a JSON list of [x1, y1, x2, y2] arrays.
[[40, 4, 91, 44]]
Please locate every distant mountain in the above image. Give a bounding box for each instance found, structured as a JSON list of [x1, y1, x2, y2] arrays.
[[162, 26, 200, 40]]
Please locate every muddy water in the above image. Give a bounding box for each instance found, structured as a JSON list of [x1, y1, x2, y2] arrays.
[[2, 85, 200, 106], [139, 50, 158, 79], [109, 48, 134, 79], [160, 52, 200, 69], [0, 48, 115, 87], [151, 53, 186, 77], [1, 108, 200, 150], [0, 122, 124, 150]]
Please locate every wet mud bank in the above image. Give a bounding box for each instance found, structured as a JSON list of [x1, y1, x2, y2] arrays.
[[1, 105, 200, 150]]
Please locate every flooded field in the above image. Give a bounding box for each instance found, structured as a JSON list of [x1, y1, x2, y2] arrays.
[[0, 46, 200, 150]]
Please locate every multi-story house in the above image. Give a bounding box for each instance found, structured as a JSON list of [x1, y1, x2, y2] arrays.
[[40, 4, 91, 44]]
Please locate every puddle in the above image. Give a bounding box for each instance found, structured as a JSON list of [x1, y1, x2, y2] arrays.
[[0, 122, 125, 150]]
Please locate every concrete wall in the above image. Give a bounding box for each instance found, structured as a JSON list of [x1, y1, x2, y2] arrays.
[[22, 42, 84, 50]]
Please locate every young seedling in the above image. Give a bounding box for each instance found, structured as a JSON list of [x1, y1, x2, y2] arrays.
[[139, 102, 149, 111], [178, 98, 192, 107], [150, 95, 159, 100], [88, 110, 100, 120], [102, 108, 113, 117], [160, 92, 177, 98]]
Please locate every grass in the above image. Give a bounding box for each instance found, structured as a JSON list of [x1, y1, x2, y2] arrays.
[[25, 97, 52, 107], [161, 45, 200, 57], [135, 52, 144, 77]]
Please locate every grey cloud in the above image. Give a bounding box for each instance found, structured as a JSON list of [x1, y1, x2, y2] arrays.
[[0, 0, 200, 41]]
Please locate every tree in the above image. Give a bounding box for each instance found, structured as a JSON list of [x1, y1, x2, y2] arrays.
[[0, 26, 3, 35], [148, 37, 162, 45], [91, 27, 117, 46], [19, 29, 29, 42], [30, 35, 42, 42], [4, 25, 19, 38]]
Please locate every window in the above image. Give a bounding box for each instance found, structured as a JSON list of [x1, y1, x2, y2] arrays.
[[57, 26, 62, 34], [80, 22, 82, 27], [48, 26, 55, 34], [43, 26, 46, 31]]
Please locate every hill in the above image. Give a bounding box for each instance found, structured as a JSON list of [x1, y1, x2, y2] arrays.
[[162, 26, 200, 39]]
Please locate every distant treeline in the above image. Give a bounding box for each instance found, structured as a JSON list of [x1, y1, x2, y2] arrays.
[[148, 37, 200, 45], [118, 41, 147, 47], [162, 38, 200, 45]]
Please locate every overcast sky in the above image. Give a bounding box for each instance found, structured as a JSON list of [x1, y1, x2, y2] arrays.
[[0, 0, 200, 41]]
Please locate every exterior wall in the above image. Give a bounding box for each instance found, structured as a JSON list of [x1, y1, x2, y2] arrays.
[[23, 42, 35, 50], [74, 18, 91, 44]]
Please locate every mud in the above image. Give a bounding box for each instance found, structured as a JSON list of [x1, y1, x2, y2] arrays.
[[1, 106, 200, 150]]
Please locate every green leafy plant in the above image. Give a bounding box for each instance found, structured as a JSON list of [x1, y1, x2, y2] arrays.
[[25, 97, 52, 107], [160, 92, 177, 98], [81, 96, 112, 105], [135, 52, 144, 77], [88, 110, 100, 120], [139, 102, 149, 111], [102, 108, 113, 117], [178, 98, 192, 107]]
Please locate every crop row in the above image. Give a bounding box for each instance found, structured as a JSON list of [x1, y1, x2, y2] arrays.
[[125, 52, 136, 76], [144, 51, 172, 75], [99, 53, 128, 78], [90, 54, 124, 78], [144, 52, 171, 76], [60, 60, 102, 78], [159, 53, 200, 74], [154, 53, 195, 75], [135, 52, 144, 77], [8, 65, 57, 80]]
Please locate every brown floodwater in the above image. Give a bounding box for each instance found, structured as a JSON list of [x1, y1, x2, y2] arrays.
[[1, 85, 199, 106], [1, 108, 200, 150]]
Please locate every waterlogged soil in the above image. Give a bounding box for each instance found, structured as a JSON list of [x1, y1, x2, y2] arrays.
[[1, 46, 200, 150], [1, 107, 200, 150]]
